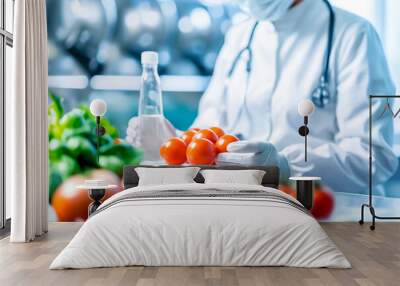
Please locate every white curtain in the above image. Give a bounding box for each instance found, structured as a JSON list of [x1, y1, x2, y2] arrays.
[[8, 0, 48, 242]]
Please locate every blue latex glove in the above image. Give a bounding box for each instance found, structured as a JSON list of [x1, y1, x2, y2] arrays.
[[216, 141, 290, 181]]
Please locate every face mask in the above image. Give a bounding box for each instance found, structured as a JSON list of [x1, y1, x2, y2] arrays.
[[236, 0, 294, 21]]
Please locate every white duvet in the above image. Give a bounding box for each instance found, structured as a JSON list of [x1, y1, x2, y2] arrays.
[[50, 183, 350, 269]]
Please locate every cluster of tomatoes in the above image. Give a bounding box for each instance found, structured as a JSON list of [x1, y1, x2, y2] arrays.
[[160, 127, 239, 165]]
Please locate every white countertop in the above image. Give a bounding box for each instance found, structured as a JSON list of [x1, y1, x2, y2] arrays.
[[76, 185, 118, 190], [289, 177, 321, 181]]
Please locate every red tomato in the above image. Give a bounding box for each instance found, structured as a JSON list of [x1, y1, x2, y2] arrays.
[[160, 143, 166, 158], [181, 129, 197, 145], [279, 185, 296, 198], [311, 188, 335, 219], [52, 175, 90, 222], [52, 170, 122, 222], [186, 138, 217, 165], [215, 134, 239, 153], [160, 137, 187, 165], [210, 127, 225, 138], [190, 127, 200, 132], [193, 129, 219, 143]]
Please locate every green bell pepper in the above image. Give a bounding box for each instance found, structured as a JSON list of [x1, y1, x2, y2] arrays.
[[51, 154, 80, 180], [65, 136, 97, 166], [99, 155, 125, 177]]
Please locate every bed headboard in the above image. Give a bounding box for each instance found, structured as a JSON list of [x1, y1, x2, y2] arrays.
[[123, 165, 280, 189]]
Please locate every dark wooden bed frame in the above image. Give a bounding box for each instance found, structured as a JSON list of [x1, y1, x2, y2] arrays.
[[123, 165, 280, 190]]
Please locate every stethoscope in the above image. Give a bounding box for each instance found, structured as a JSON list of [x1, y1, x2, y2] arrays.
[[220, 0, 335, 136]]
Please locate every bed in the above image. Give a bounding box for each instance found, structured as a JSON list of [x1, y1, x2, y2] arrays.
[[50, 165, 350, 269]]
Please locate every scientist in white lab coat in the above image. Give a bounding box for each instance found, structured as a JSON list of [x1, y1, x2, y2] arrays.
[[127, 0, 398, 195]]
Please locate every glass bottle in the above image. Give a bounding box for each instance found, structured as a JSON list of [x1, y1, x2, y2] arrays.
[[138, 51, 166, 162]]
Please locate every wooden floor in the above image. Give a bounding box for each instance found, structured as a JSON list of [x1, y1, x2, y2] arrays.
[[0, 222, 399, 286]]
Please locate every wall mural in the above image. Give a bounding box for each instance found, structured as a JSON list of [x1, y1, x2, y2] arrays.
[[47, 0, 400, 222]]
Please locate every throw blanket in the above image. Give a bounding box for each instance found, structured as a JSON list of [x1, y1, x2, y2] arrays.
[[92, 188, 309, 217]]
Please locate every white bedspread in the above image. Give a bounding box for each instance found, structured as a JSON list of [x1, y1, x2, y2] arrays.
[[50, 183, 351, 269]]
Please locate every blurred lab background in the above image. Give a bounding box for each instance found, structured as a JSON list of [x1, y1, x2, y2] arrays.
[[47, 0, 400, 219], [47, 0, 244, 132]]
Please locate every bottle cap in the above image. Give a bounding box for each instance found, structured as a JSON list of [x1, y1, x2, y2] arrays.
[[141, 51, 158, 65]]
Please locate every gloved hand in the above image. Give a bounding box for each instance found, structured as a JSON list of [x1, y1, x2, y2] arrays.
[[216, 141, 290, 181], [126, 116, 176, 161], [126, 117, 140, 146]]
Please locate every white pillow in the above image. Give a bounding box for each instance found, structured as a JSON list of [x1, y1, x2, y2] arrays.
[[135, 167, 201, 186], [200, 169, 266, 185]]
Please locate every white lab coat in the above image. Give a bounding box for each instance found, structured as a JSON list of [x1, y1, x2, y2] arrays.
[[192, 0, 398, 195]]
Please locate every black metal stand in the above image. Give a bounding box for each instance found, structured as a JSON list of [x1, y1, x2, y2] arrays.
[[296, 180, 314, 210], [88, 188, 106, 216], [95, 116, 106, 164], [298, 116, 309, 162], [359, 95, 400, 231]]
